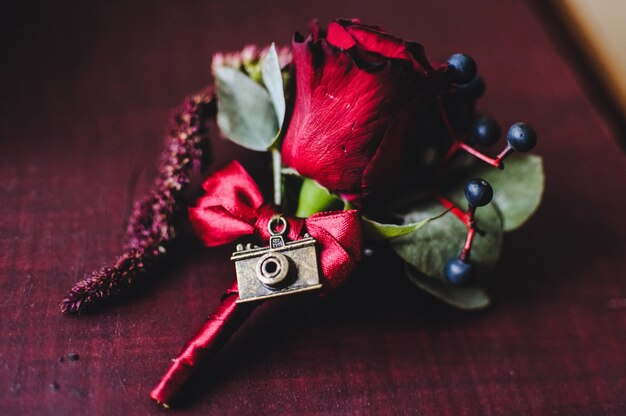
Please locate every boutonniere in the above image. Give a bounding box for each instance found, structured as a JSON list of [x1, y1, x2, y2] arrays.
[[62, 19, 544, 408]]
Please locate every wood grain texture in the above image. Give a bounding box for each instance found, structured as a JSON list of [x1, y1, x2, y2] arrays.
[[1, 1, 625, 415]]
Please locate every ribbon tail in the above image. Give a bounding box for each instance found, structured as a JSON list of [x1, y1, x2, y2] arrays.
[[150, 282, 258, 407]]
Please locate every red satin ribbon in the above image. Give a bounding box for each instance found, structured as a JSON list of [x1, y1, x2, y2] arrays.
[[187, 160, 363, 289], [150, 281, 255, 407], [151, 162, 362, 406]]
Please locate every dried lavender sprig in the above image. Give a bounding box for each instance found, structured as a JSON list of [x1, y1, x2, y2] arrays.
[[61, 88, 216, 314]]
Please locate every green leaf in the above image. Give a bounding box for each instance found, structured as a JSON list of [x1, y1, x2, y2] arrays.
[[215, 66, 279, 151], [391, 194, 503, 289], [405, 264, 491, 310], [261, 44, 286, 127], [362, 209, 448, 241], [296, 178, 342, 218], [467, 154, 544, 232]]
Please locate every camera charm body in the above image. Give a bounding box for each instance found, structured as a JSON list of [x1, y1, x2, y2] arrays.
[[233, 216, 322, 303]]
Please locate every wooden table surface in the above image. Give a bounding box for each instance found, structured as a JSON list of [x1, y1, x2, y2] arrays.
[[1, 1, 625, 415]]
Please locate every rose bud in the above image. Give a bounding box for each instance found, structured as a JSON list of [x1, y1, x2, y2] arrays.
[[281, 19, 444, 201]]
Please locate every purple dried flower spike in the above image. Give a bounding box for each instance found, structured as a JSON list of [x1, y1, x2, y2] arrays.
[[61, 88, 216, 314]]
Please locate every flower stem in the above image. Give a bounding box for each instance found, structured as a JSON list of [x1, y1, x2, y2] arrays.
[[272, 149, 282, 206]]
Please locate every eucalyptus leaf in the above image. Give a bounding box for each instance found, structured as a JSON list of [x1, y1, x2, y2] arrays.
[[391, 194, 503, 284], [362, 209, 448, 241], [215, 66, 279, 151], [465, 154, 544, 232], [405, 264, 491, 310], [261, 43, 286, 127]]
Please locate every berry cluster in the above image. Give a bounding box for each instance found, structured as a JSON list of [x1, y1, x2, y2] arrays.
[[440, 54, 537, 286]]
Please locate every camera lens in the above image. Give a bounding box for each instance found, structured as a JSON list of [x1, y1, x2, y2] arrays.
[[261, 258, 280, 277], [255, 252, 290, 289]]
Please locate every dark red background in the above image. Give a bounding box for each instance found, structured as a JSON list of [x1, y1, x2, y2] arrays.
[[1, 1, 625, 415]]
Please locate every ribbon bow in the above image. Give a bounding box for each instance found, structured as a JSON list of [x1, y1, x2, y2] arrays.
[[188, 161, 362, 289]]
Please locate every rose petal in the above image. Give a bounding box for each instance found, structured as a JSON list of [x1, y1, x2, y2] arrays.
[[361, 92, 431, 194], [327, 21, 357, 50], [282, 36, 421, 194], [337, 20, 432, 72]]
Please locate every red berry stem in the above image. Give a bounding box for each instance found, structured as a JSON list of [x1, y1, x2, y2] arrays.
[[436, 194, 467, 224], [61, 88, 216, 314], [437, 96, 510, 169], [459, 206, 477, 262], [436, 195, 481, 262], [458, 142, 502, 169], [459, 227, 476, 262], [441, 140, 461, 164], [495, 144, 515, 162]]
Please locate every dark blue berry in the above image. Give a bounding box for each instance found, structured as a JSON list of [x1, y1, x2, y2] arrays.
[[444, 258, 474, 285], [507, 122, 537, 152], [455, 75, 486, 98], [465, 178, 493, 207], [471, 115, 501, 147], [446, 53, 477, 85]]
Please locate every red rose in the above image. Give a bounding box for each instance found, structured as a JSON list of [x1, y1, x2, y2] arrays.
[[281, 19, 442, 199]]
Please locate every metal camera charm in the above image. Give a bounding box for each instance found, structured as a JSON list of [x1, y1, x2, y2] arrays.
[[231, 215, 322, 303]]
